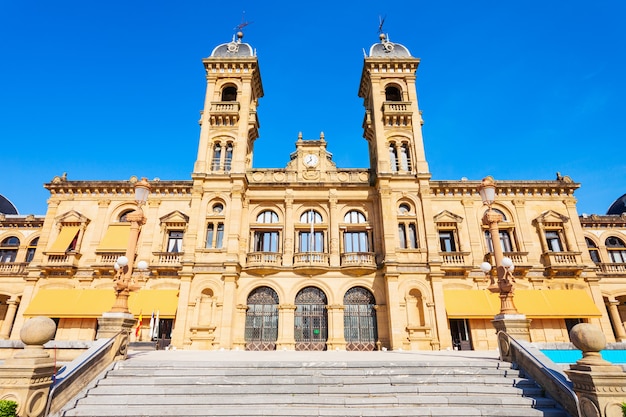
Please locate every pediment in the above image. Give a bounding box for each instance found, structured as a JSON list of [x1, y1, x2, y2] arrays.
[[55, 210, 90, 225], [534, 210, 569, 224], [433, 210, 463, 224], [160, 210, 190, 225]]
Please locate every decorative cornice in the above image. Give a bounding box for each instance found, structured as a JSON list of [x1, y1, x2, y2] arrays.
[[429, 179, 580, 199]]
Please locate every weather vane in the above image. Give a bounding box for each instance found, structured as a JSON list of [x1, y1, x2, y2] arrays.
[[235, 11, 253, 32], [377, 15, 387, 34]]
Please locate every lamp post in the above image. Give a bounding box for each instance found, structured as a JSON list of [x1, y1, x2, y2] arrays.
[[477, 176, 530, 342], [477, 176, 519, 316], [110, 177, 151, 314]]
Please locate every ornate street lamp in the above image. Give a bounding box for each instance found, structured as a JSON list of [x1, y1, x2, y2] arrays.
[[477, 176, 519, 316], [110, 178, 151, 314]]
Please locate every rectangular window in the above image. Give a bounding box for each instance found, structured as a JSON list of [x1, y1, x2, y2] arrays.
[[167, 231, 183, 253], [206, 223, 224, 249], [299, 231, 324, 252], [254, 231, 279, 252], [439, 231, 457, 252], [344, 231, 368, 252], [485, 230, 513, 252], [399, 223, 418, 249], [546, 231, 564, 252]]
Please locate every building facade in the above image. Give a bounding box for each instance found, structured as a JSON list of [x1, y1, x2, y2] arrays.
[[1, 32, 625, 352]]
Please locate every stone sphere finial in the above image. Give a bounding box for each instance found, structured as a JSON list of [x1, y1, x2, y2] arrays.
[[569, 323, 610, 366], [20, 316, 56, 347]]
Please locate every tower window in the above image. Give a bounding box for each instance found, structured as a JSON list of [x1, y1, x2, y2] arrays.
[[221, 86, 237, 102], [385, 86, 402, 102]]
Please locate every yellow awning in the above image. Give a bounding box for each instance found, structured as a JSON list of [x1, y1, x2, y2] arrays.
[[444, 289, 601, 319], [96, 224, 131, 252], [47, 226, 80, 253], [24, 289, 178, 318], [128, 289, 179, 318]]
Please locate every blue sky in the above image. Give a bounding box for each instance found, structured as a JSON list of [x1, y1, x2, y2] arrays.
[[1, 1, 624, 216]]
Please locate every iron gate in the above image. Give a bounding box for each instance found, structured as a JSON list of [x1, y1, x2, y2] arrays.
[[294, 287, 328, 351], [344, 286, 378, 351], [244, 286, 279, 351]]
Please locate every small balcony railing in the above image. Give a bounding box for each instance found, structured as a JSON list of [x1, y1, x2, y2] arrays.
[[597, 262, 626, 274], [0, 262, 28, 275], [208, 101, 240, 126], [42, 252, 82, 275], [542, 251, 584, 276], [152, 252, 183, 265], [293, 252, 330, 276], [382, 101, 413, 127], [440, 251, 470, 266], [245, 252, 283, 276], [340, 252, 377, 276]]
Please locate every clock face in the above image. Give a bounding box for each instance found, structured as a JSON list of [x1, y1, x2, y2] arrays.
[[304, 153, 319, 167]]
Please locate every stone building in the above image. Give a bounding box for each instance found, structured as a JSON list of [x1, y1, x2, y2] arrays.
[[0, 32, 624, 352]]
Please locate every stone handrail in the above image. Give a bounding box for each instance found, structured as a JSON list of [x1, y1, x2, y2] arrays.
[[497, 331, 581, 417], [45, 332, 125, 416]]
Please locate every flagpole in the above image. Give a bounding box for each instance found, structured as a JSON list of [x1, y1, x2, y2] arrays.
[[309, 209, 314, 263]]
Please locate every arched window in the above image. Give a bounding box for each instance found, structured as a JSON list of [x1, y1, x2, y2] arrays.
[[224, 143, 233, 172], [483, 209, 516, 253], [26, 237, 39, 262], [398, 203, 418, 249], [221, 86, 237, 102], [606, 236, 626, 263], [0, 236, 19, 263], [585, 237, 600, 263], [206, 202, 225, 249], [389, 143, 398, 172], [298, 210, 324, 254], [344, 287, 377, 351], [257, 210, 279, 223], [344, 211, 366, 224], [245, 286, 279, 351], [295, 287, 328, 351], [211, 143, 222, 171], [385, 86, 402, 102], [400, 143, 411, 171], [253, 210, 281, 253]]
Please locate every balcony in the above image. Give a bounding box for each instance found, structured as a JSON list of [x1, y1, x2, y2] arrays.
[[382, 101, 412, 127], [245, 252, 283, 276], [92, 252, 125, 275], [542, 251, 584, 276], [0, 262, 28, 276], [596, 262, 626, 275], [440, 251, 472, 275], [208, 101, 240, 126], [41, 252, 82, 276], [151, 252, 183, 276], [293, 252, 330, 276], [340, 252, 377, 276]]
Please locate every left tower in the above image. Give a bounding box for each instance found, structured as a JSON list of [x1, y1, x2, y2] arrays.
[[193, 31, 264, 176]]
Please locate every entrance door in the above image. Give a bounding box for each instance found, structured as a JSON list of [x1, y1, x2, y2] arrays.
[[344, 286, 378, 351], [294, 287, 328, 351], [245, 286, 279, 351], [449, 319, 472, 350]]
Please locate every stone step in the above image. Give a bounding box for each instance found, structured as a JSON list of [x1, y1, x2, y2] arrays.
[[59, 357, 568, 417]]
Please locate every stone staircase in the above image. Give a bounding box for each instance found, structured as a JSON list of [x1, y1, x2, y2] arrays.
[[58, 352, 570, 417]]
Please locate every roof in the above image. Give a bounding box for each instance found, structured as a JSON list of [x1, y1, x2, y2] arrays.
[[607, 193, 626, 215], [368, 34, 412, 58], [0, 194, 18, 215], [210, 31, 255, 58]]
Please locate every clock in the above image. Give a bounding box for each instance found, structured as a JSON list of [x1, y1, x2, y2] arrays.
[[304, 153, 319, 167]]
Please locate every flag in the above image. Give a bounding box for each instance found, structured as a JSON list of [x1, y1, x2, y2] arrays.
[[148, 311, 155, 340], [135, 312, 142, 338], [152, 310, 160, 340]]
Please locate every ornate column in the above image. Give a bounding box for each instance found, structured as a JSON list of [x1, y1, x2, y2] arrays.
[[0, 297, 19, 339], [326, 304, 346, 351], [276, 304, 296, 350], [607, 300, 626, 342]]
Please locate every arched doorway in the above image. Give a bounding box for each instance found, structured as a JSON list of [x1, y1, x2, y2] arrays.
[[344, 287, 378, 351], [245, 286, 279, 351], [294, 287, 327, 351]]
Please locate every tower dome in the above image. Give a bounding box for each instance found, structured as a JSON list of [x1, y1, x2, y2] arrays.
[[607, 193, 626, 215], [368, 33, 412, 58], [210, 31, 255, 57], [0, 194, 18, 215]]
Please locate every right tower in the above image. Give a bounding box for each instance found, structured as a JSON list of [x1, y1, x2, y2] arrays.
[[358, 33, 429, 177]]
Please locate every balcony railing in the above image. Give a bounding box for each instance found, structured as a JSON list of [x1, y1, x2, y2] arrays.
[[341, 252, 375, 266], [542, 251, 584, 276], [597, 262, 626, 274], [42, 252, 82, 275], [293, 252, 329, 266], [246, 252, 282, 266], [440, 251, 470, 266], [153, 252, 183, 265], [0, 262, 28, 275], [208, 101, 240, 126], [382, 101, 412, 127]]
